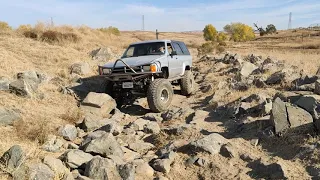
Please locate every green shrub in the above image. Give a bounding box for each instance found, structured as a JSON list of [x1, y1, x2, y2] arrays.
[[98, 26, 120, 36], [266, 24, 277, 34], [203, 24, 218, 41], [217, 32, 228, 42], [224, 23, 255, 42], [40, 30, 80, 43]]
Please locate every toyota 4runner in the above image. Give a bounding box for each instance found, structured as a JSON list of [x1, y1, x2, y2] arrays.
[[98, 40, 194, 112]]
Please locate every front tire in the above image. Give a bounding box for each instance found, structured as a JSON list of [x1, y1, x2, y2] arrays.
[[180, 70, 195, 96], [147, 79, 173, 113]]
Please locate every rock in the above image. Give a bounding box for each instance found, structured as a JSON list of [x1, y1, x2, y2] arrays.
[[151, 159, 171, 173], [122, 147, 141, 162], [108, 155, 125, 165], [43, 156, 68, 176], [189, 133, 228, 154], [195, 158, 206, 167], [99, 121, 123, 136], [266, 69, 300, 85], [84, 133, 123, 158], [130, 118, 149, 131], [247, 161, 286, 179], [286, 104, 313, 129], [144, 121, 160, 134], [185, 156, 198, 166], [294, 95, 320, 120], [63, 150, 93, 169], [274, 91, 301, 103], [161, 107, 194, 121], [134, 160, 154, 178], [162, 124, 191, 136], [118, 163, 135, 180], [59, 124, 78, 141], [0, 107, 21, 126], [0, 145, 24, 171], [81, 130, 106, 146], [9, 80, 35, 97], [128, 141, 154, 154], [190, 110, 209, 125], [70, 62, 91, 75], [16, 71, 41, 88], [42, 135, 64, 152], [90, 47, 113, 61], [253, 77, 267, 88], [240, 62, 258, 77], [0, 77, 10, 90], [84, 156, 121, 180], [250, 139, 259, 146], [220, 143, 238, 158], [143, 113, 163, 123], [67, 142, 79, 149], [315, 80, 320, 95], [271, 98, 289, 134], [81, 115, 111, 132], [81, 92, 116, 117], [28, 163, 55, 180]]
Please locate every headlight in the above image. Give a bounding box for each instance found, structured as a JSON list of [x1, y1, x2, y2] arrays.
[[143, 66, 150, 72], [102, 68, 111, 74], [143, 64, 157, 73]]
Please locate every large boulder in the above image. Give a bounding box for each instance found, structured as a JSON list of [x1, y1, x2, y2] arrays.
[[63, 150, 93, 169], [117, 163, 135, 180], [266, 69, 300, 85], [286, 104, 313, 129], [28, 163, 55, 180], [0, 107, 21, 126], [271, 98, 289, 134], [59, 124, 77, 141], [240, 62, 258, 77], [9, 80, 35, 97], [128, 141, 155, 154], [84, 133, 123, 158], [80, 130, 107, 147], [144, 121, 160, 134], [134, 160, 154, 178], [80, 114, 111, 132], [90, 47, 113, 61], [315, 80, 320, 95], [84, 156, 121, 180], [294, 95, 320, 120], [43, 156, 69, 177], [189, 133, 228, 154], [70, 62, 91, 75], [81, 92, 116, 117], [17, 71, 41, 88], [0, 145, 24, 171]]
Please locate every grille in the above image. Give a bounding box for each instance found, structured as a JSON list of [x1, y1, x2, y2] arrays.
[[112, 66, 142, 74]]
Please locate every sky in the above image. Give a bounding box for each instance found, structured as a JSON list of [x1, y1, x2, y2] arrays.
[[0, 0, 319, 32]]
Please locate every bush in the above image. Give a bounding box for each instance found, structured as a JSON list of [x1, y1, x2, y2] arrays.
[[0, 21, 12, 31], [217, 32, 228, 42], [224, 23, 255, 42], [40, 30, 80, 43], [98, 26, 120, 36], [266, 24, 277, 34], [197, 42, 215, 55], [23, 31, 38, 39], [17, 24, 32, 33], [203, 24, 218, 41], [218, 41, 227, 46], [216, 45, 225, 53]]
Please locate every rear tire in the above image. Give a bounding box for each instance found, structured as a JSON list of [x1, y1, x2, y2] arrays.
[[180, 70, 195, 96], [147, 79, 173, 113]]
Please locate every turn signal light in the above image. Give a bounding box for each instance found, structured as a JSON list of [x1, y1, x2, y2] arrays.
[[150, 64, 157, 73]]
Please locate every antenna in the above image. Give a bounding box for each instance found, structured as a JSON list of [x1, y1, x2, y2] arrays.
[[142, 15, 145, 31], [288, 12, 292, 30]]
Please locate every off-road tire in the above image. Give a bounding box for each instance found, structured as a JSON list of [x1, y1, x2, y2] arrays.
[[180, 70, 195, 96], [104, 80, 114, 95], [147, 79, 173, 113]]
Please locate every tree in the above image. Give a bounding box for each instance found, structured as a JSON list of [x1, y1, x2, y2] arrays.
[[224, 23, 255, 42], [223, 24, 232, 34], [266, 24, 277, 34], [217, 32, 227, 42], [203, 24, 217, 41]]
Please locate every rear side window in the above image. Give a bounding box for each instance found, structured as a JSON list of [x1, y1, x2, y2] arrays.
[[172, 42, 183, 55], [178, 42, 190, 55]]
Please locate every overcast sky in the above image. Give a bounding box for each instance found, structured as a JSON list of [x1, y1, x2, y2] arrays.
[[0, 0, 319, 31]]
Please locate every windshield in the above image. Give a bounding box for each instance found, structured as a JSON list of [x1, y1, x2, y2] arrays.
[[122, 42, 166, 58]]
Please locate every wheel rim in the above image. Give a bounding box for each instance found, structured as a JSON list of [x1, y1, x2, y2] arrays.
[[160, 89, 169, 103]]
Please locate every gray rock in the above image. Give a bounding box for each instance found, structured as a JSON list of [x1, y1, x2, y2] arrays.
[[134, 160, 154, 178], [190, 110, 209, 125], [0, 145, 24, 171], [130, 118, 149, 131], [189, 133, 228, 154], [81, 130, 107, 147], [162, 124, 191, 136], [70, 62, 91, 75], [286, 104, 313, 128], [42, 135, 64, 152], [274, 91, 301, 103], [99, 121, 123, 136], [16, 71, 41, 89], [28, 163, 55, 180], [143, 113, 163, 123], [122, 147, 141, 162], [90, 47, 113, 61], [81, 115, 111, 132], [59, 124, 78, 141], [161, 107, 194, 121], [43, 156, 68, 176], [84, 156, 121, 180], [185, 156, 198, 166], [195, 158, 206, 167], [144, 121, 160, 134], [118, 163, 135, 180], [157, 140, 188, 157], [271, 98, 289, 134], [151, 159, 171, 173], [9, 80, 36, 97], [240, 62, 258, 77], [315, 80, 320, 95], [81, 92, 116, 117], [67, 142, 79, 149], [0, 77, 10, 91], [220, 143, 238, 158], [84, 133, 123, 158], [63, 150, 93, 169], [294, 95, 320, 120], [0, 107, 21, 126], [128, 141, 154, 154], [266, 69, 299, 85]]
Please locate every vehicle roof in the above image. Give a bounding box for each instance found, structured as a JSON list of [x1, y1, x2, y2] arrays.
[[130, 39, 184, 45]]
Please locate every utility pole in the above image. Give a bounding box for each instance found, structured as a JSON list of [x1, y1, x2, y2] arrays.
[[156, 29, 159, 39], [142, 15, 145, 31], [288, 12, 292, 30], [51, 17, 54, 27]]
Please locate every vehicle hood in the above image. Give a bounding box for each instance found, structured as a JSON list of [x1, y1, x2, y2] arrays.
[[102, 55, 164, 68]]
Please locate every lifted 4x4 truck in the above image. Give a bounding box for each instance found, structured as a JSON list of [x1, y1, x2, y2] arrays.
[[98, 40, 195, 113]]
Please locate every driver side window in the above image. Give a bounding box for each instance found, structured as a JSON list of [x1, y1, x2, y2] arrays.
[[125, 46, 134, 57], [167, 43, 173, 54]]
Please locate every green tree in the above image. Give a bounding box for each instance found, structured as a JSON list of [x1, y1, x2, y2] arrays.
[[203, 24, 218, 41], [225, 23, 255, 42], [223, 24, 232, 34], [266, 24, 277, 34], [217, 32, 227, 42]]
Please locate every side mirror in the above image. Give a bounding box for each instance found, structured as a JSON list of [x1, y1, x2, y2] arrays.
[[170, 51, 177, 56]]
